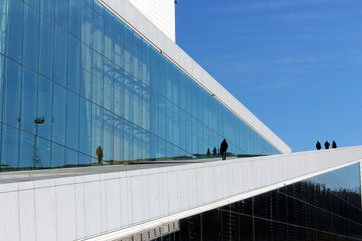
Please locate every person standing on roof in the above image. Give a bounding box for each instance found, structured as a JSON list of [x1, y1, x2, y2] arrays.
[[332, 140, 337, 149], [220, 139, 228, 160], [316, 141, 321, 150], [324, 141, 330, 150]]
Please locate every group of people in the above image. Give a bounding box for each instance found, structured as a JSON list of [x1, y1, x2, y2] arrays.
[[316, 140, 337, 150]]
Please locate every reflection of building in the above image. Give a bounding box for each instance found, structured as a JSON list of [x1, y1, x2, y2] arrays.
[[0, 0, 289, 171], [0, 1, 361, 241]]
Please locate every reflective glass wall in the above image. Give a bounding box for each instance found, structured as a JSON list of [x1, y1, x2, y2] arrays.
[[173, 163, 362, 241], [0, 0, 279, 171]]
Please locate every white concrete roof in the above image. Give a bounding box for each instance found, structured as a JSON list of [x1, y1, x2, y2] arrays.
[[99, 0, 292, 154], [1, 146, 361, 240]]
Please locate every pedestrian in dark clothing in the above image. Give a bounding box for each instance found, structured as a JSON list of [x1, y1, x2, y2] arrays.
[[220, 139, 228, 160], [332, 140, 337, 149], [324, 141, 330, 150], [316, 141, 321, 150]]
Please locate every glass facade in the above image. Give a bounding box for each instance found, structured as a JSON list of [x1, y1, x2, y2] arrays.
[[0, 0, 279, 171], [168, 163, 362, 241]]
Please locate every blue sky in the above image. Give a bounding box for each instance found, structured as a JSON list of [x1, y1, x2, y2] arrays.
[[175, 0, 362, 152]]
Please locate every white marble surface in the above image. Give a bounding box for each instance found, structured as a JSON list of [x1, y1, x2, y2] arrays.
[[1, 147, 362, 240]]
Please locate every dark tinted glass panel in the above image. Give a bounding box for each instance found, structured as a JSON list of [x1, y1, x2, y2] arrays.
[[175, 163, 362, 240], [23, 4, 39, 71]]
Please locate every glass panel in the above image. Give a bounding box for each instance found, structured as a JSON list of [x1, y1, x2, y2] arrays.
[[52, 84, 66, 145], [66, 91, 79, 150], [23, 4, 39, 71], [54, 26, 68, 86], [93, 11, 104, 54], [142, 40, 151, 86], [133, 80, 143, 127], [0, 56, 3, 121], [82, 2, 93, 47], [113, 115, 123, 163], [41, 0, 55, 20], [133, 125, 142, 161], [66, 148, 78, 167], [124, 26, 134, 74], [68, 35, 81, 93], [37, 76, 53, 140], [83, 0, 92, 8], [19, 131, 34, 170], [0, 0, 8, 54], [6, 0, 23, 62], [113, 65, 123, 117], [142, 87, 150, 131], [80, 43, 92, 100], [55, 0, 68, 29], [37, 137, 51, 168], [79, 153, 90, 166], [104, 10, 114, 62], [69, 0, 81, 39], [1, 125, 18, 171], [91, 103, 103, 160], [92, 50, 103, 106], [21, 68, 37, 134], [104, 58, 114, 112], [114, 18, 124, 68], [24, 0, 39, 10], [134, 35, 143, 80], [123, 120, 133, 162], [51, 143, 65, 168], [123, 73, 134, 122], [79, 97, 91, 155], [103, 109, 113, 164], [4, 58, 21, 128], [39, 15, 54, 79]]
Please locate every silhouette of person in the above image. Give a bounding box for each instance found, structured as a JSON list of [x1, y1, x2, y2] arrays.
[[96, 146, 103, 165], [316, 141, 321, 150], [332, 140, 337, 149], [220, 139, 228, 160], [324, 141, 330, 150]]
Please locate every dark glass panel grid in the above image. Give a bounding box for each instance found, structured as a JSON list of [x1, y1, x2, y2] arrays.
[[0, 0, 279, 171], [174, 163, 362, 240]]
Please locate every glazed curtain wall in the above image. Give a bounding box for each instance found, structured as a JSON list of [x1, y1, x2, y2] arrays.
[[173, 163, 362, 241], [0, 0, 279, 171]]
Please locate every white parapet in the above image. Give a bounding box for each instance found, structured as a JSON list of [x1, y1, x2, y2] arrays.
[[0, 146, 362, 241], [127, 0, 175, 42]]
